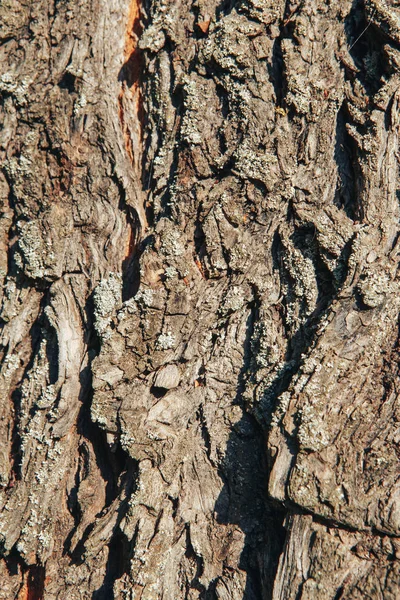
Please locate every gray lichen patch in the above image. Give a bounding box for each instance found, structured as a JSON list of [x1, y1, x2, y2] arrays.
[[201, 12, 262, 80], [15, 221, 49, 280], [297, 402, 331, 452], [93, 272, 122, 340], [159, 228, 185, 257], [357, 267, 394, 308], [0, 71, 31, 106], [218, 285, 247, 316], [155, 331, 176, 350], [164, 265, 178, 279], [134, 288, 154, 307]]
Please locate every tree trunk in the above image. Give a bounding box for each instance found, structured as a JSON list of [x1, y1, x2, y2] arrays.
[[1, 0, 400, 598]]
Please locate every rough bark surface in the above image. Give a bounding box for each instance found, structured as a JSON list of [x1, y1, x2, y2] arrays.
[[1, 0, 400, 598]]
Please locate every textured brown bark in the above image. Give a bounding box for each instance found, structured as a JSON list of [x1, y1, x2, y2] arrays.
[[1, 0, 400, 598]]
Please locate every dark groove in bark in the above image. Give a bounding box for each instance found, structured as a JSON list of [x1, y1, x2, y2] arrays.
[[334, 103, 361, 221], [26, 565, 46, 600], [346, 0, 391, 94], [269, 36, 285, 107], [8, 317, 43, 483], [92, 482, 137, 599]]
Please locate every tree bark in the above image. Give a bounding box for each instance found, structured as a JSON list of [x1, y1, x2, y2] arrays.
[[1, 0, 400, 598]]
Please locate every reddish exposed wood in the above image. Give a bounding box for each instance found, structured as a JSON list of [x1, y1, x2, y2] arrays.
[[197, 20, 210, 34], [17, 567, 45, 600], [26, 567, 45, 600], [118, 0, 144, 165], [119, 0, 145, 259], [124, 226, 136, 262]]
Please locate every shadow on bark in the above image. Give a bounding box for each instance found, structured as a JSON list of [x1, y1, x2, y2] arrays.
[[345, 0, 391, 95], [63, 295, 139, 600], [208, 306, 286, 599], [91, 477, 137, 600], [212, 412, 285, 599]]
